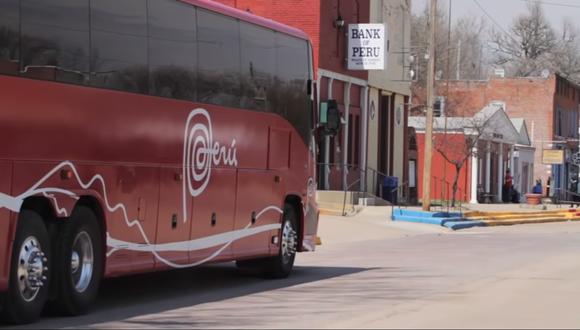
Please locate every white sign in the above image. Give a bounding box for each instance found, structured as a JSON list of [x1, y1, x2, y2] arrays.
[[347, 24, 386, 70]]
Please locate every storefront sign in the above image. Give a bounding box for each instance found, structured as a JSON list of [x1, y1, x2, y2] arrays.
[[542, 149, 565, 165], [347, 24, 386, 70]]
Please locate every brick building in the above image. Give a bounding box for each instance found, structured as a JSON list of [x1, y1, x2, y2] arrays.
[[410, 105, 530, 204], [413, 74, 580, 195], [217, 0, 412, 200]]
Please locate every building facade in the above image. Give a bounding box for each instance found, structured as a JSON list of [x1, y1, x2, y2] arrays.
[[410, 105, 533, 203], [217, 0, 412, 200], [367, 0, 412, 197], [413, 74, 580, 195]]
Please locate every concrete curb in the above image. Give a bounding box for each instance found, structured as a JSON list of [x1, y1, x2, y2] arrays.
[[392, 208, 580, 230]]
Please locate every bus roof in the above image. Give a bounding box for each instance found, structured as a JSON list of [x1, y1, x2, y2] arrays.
[[180, 0, 310, 41]]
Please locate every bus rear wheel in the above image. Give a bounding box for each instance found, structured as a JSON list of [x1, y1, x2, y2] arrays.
[[54, 206, 103, 316], [237, 204, 298, 279], [1, 210, 51, 324]]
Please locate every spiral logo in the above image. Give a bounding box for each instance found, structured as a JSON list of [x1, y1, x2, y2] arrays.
[[182, 108, 238, 203]]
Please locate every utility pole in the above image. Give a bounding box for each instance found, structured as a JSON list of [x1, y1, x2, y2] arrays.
[[422, 0, 437, 211]]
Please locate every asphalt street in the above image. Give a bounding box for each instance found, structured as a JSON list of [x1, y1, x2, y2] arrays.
[[7, 207, 580, 329]]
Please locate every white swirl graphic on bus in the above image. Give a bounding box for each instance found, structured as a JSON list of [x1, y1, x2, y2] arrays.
[[183, 108, 238, 196], [182, 108, 238, 222]]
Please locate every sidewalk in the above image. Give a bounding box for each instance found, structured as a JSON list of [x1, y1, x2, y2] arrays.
[[318, 206, 448, 246], [318, 203, 580, 245]]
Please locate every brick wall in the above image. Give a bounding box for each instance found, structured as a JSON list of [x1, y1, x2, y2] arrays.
[[411, 75, 580, 185], [319, 0, 369, 80], [415, 132, 471, 202], [216, 0, 371, 81]]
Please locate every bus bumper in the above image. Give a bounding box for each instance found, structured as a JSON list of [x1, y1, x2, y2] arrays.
[[301, 203, 319, 252]]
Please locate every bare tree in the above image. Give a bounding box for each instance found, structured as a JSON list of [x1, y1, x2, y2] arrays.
[[410, 3, 449, 85], [489, 2, 556, 77], [433, 112, 495, 207], [411, 2, 488, 113], [453, 17, 488, 80], [553, 19, 580, 82]]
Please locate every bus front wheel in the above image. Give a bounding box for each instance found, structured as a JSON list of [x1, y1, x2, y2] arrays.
[[54, 206, 103, 316], [237, 204, 298, 279]]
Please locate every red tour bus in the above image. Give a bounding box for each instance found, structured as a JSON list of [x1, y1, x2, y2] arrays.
[[0, 0, 326, 324]]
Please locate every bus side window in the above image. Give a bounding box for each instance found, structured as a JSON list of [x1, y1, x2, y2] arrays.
[[197, 9, 242, 108], [276, 35, 310, 144], [90, 0, 148, 94], [240, 23, 276, 112], [0, 0, 20, 76], [148, 0, 197, 102], [20, 0, 90, 84]]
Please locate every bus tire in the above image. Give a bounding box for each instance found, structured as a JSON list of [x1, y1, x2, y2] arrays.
[[1, 210, 51, 324], [54, 206, 103, 316], [237, 204, 298, 279]]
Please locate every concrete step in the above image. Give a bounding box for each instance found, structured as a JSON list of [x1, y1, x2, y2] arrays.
[[392, 215, 465, 226], [391, 208, 580, 230], [482, 217, 580, 226], [393, 209, 463, 218], [443, 220, 486, 230], [466, 209, 578, 217], [318, 201, 364, 217], [466, 214, 570, 221], [392, 215, 447, 225]]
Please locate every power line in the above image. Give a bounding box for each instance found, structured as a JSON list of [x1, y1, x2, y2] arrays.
[[519, 0, 580, 9], [472, 0, 519, 44]]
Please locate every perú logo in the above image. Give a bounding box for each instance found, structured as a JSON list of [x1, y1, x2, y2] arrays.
[[183, 108, 238, 198]]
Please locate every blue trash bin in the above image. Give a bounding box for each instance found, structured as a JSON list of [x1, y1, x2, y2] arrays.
[[382, 176, 398, 204]]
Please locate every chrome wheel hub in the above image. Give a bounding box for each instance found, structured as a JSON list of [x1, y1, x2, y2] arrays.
[[71, 231, 93, 293], [17, 237, 48, 302], [281, 221, 298, 264], [71, 251, 80, 273]]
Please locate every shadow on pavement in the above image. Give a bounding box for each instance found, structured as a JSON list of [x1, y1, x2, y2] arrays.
[[9, 263, 373, 329]]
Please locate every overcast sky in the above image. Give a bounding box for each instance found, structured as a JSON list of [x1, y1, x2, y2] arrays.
[[412, 0, 580, 31]]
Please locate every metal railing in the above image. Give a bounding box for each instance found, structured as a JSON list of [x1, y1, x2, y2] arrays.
[[552, 187, 580, 207], [316, 162, 473, 216], [431, 176, 466, 214], [342, 178, 362, 216], [317, 163, 418, 216], [390, 181, 410, 216]]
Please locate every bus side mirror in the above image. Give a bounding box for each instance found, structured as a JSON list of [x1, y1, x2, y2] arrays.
[[320, 99, 340, 136]]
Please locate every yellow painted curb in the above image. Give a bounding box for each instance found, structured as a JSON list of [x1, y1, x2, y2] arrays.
[[460, 209, 580, 227], [479, 217, 580, 226], [319, 209, 343, 216]]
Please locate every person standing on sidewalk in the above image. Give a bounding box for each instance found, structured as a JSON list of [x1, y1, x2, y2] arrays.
[[570, 177, 579, 207], [503, 169, 513, 203]]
